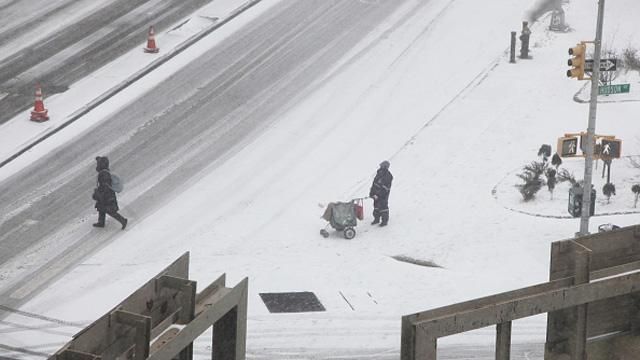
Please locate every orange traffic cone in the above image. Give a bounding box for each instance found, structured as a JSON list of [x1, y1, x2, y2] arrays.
[[30, 84, 49, 122], [143, 26, 159, 53]]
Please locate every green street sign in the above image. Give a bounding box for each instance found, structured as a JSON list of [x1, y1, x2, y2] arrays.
[[598, 83, 630, 95]]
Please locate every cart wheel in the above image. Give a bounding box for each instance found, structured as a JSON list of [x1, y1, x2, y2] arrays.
[[320, 229, 330, 238], [343, 227, 356, 239]]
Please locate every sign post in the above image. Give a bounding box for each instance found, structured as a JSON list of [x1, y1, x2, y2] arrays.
[[579, 0, 606, 237]]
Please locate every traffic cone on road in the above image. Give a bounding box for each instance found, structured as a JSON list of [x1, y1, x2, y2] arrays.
[[30, 84, 49, 122], [143, 26, 159, 53]]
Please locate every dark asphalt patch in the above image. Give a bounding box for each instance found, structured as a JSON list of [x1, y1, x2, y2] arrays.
[[259, 292, 326, 313]]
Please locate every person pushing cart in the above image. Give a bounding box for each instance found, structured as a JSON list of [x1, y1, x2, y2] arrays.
[[369, 160, 393, 226]]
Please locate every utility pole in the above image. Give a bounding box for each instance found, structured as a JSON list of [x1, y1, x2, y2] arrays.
[[579, 0, 606, 236]]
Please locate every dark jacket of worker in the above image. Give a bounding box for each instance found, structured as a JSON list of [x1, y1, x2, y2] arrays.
[[369, 161, 393, 226]]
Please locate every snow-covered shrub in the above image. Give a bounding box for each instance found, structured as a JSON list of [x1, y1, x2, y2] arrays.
[[546, 168, 557, 199], [602, 183, 616, 203], [516, 161, 547, 201], [551, 153, 562, 169], [622, 47, 640, 72], [557, 168, 576, 186], [538, 144, 551, 162]]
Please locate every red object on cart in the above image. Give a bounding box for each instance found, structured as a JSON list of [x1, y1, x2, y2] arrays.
[[354, 199, 364, 220]]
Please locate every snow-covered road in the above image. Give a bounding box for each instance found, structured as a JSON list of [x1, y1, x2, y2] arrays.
[[0, 0, 214, 124]]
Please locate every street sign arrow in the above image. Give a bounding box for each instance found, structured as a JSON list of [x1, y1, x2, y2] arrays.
[[585, 58, 617, 72]]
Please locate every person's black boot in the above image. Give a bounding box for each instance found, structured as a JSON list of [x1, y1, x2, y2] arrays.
[[94, 211, 106, 228], [380, 213, 389, 227], [371, 218, 380, 225], [112, 213, 128, 230]]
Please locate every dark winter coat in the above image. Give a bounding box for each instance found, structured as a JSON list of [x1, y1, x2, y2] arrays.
[[369, 168, 393, 200], [93, 156, 118, 212]]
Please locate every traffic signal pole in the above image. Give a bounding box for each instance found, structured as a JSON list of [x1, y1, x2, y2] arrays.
[[579, 0, 606, 236]]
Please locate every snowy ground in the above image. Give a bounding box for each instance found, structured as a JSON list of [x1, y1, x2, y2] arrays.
[[1, 0, 640, 358]]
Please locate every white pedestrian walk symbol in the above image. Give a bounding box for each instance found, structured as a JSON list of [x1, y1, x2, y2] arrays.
[[569, 142, 576, 153], [603, 143, 611, 155]]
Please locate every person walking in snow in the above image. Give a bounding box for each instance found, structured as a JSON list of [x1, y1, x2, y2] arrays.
[[92, 156, 128, 229], [369, 160, 393, 227]]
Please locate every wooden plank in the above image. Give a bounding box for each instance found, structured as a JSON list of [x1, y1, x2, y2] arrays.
[[147, 278, 248, 360], [195, 274, 225, 305], [417, 272, 640, 338], [414, 329, 437, 360], [572, 246, 590, 360], [495, 321, 512, 360], [590, 247, 640, 272], [405, 277, 572, 324], [100, 311, 151, 360], [156, 276, 196, 325], [550, 226, 640, 279], [591, 260, 640, 280], [54, 252, 190, 357], [212, 306, 238, 360], [587, 295, 634, 336], [545, 308, 571, 359], [150, 310, 180, 340], [586, 330, 640, 358], [56, 349, 101, 360], [549, 240, 577, 280], [235, 277, 248, 360], [546, 228, 640, 359], [195, 287, 230, 316], [150, 328, 179, 353], [546, 242, 574, 360], [400, 316, 416, 360], [575, 226, 640, 256], [112, 310, 148, 327]]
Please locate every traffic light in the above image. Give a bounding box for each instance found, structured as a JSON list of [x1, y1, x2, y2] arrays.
[[567, 43, 587, 80]]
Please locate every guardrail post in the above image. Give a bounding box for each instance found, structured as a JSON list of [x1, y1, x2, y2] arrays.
[[573, 245, 591, 360], [415, 325, 437, 360], [211, 279, 247, 360], [401, 316, 416, 360], [496, 321, 512, 360]]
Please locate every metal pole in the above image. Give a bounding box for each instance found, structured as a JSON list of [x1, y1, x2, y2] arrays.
[[579, 0, 605, 236], [510, 31, 516, 63]]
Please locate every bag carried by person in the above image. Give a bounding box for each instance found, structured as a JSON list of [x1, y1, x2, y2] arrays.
[[110, 173, 124, 193], [100, 169, 124, 193]]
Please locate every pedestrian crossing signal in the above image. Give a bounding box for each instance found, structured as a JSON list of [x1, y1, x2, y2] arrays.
[[600, 139, 622, 158], [558, 136, 579, 157], [567, 43, 587, 80]]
